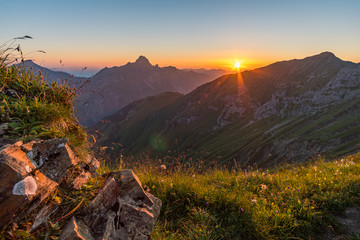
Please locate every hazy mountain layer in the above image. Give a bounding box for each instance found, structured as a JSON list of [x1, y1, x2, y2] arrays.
[[19, 60, 87, 88], [19, 58, 225, 126], [75, 56, 220, 126], [94, 52, 360, 167]]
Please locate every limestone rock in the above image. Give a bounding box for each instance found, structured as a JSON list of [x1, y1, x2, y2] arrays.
[[0, 138, 81, 227], [59, 217, 95, 240], [71, 170, 93, 190], [74, 169, 161, 240], [26, 138, 80, 182], [0, 123, 9, 136], [29, 202, 59, 232]]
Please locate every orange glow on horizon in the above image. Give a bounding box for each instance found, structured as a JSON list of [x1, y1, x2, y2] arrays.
[[35, 53, 276, 75]]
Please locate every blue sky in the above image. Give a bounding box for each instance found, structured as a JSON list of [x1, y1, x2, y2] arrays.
[[2, 0, 360, 76]]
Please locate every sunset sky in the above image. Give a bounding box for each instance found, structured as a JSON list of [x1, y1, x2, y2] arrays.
[[2, 0, 360, 76]]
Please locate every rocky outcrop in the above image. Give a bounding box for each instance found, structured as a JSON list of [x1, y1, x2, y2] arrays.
[[0, 139, 161, 239], [60, 170, 161, 240], [0, 138, 100, 226], [0, 139, 80, 226]]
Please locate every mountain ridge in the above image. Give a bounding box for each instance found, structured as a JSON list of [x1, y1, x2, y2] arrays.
[[93, 52, 360, 167], [75, 56, 223, 126]]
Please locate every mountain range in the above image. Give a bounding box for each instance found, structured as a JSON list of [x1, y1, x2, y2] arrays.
[[93, 52, 360, 167], [75, 56, 226, 126], [20, 58, 226, 126]]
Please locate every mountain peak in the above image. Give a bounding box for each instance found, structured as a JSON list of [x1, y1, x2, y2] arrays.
[[134, 56, 152, 67], [315, 51, 336, 58]]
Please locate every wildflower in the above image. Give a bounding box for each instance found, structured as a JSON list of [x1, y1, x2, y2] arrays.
[[241, 208, 244, 212], [282, 202, 285, 206], [260, 184, 267, 190]]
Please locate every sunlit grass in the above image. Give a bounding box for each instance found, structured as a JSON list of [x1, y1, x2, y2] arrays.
[[0, 51, 88, 157], [126, 154, 360, 239]]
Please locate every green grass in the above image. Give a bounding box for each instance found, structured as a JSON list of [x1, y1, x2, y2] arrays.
[[0, 42, 92, 239], [125, 153, 360, 240], [0, 56, 88, 156]]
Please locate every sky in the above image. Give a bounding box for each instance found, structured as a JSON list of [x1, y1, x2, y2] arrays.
[[2, 0, 360, 76]]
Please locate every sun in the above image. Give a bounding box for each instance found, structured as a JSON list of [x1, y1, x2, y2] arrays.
[[234, 61, 241, 69]]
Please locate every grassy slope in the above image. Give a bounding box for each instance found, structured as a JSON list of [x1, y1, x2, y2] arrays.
[[130, 153, 360, 240], [0, 61, 88, 155], [96, 91, 360, 168], [0, 59, 95, 239]]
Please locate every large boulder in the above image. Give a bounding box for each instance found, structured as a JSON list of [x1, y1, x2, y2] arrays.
[[0, 138, 92, 227], [60, 169, 162, 240]]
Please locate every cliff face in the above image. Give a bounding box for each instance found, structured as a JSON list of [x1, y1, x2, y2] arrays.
[[0, 138, 161, 239]]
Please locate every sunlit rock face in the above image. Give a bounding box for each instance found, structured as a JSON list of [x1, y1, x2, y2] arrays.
[[60, 169, 161, 240], [0, 139, 95, 227]]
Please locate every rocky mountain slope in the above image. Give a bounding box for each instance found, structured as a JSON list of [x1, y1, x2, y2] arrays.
[[20, 58, 224, 126], [94, 52, 360, 167], [75, 56, 221, 126]]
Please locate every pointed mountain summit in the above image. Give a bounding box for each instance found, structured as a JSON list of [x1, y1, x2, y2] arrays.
[[134, 56, 152, 67], [315, 51, 336, 58], [75, 56, 218, 125]]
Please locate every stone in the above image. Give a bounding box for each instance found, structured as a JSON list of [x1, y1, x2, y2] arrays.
[[0, 123, 9, 136], [62, 155, 99, 190], [71, 170, 93, 190], [0, 138, 81, 227], [29, 138, 80, 182], [75, 169, 161, 240], [29, 202, 59, 232], [59, 217, 95, 240], [159, 164, 167, 171], [86, 155, 100, 171]]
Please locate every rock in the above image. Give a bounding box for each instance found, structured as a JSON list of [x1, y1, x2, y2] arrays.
[[62, 155, 99, 190], [336, 207, 360, 235], [86, 156, 100, 173], [71, 170, 93, 190], [59, 217, 95, 240], [29, 202, 59, 232], [27, 138, 80, 182], [0, 138, 82, 227], [4, 88, 20, 98], [74, 169, 161, 240], [0, 123, 9, 136], [159, 164, 167, 171]]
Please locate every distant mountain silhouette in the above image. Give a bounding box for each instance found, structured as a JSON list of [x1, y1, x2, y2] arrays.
[[75, 56, 221, 126], [94, 52, 360, 167], [182, 68, 227, 79], [18, 60, 87, 88]]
